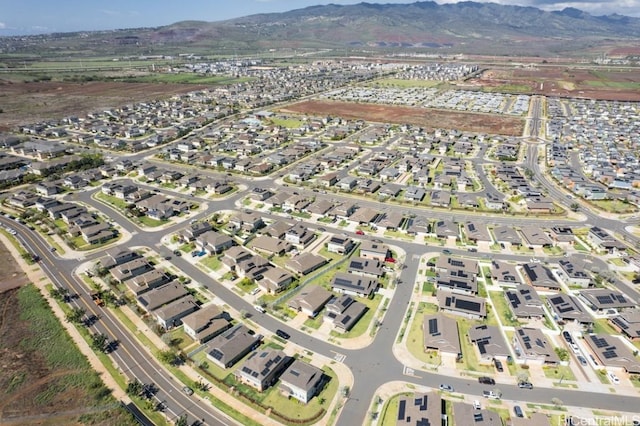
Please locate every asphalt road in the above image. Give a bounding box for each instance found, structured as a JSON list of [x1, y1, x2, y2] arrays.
[[5, 118, 640, 425]]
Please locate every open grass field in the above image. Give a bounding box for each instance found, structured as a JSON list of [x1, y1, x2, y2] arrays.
[[0, 283, 135, 425], [282, 100, 524, 136], [0, 80, 209, 131]]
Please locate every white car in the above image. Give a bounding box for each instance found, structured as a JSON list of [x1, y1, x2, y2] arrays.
[[607, 372, 620, 385], [473, 400, 481, 410]]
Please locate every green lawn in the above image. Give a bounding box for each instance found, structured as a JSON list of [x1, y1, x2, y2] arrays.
[[200, 255, 223, 271], [330, 294, 383, 339], [406, 303, 441, 366], [261, 366, 338, 423], [488, 291, 520, 327], [591, 319, 618, 335], [95, 192, 131, 210], [304, 313, 324, 330], [137, 216, 168, 227], [166, 327, 195, 351], [458, 318, 494, 374], [378, 393, 412, 426], [543, 365, 576, 382]]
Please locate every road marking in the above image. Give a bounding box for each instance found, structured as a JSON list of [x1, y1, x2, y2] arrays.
[[403, 366, 421, 378], [332, 351, 346, 363]]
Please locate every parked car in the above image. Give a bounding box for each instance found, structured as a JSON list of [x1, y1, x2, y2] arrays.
[[439, 384, 454, 392], [518, 381, 533, 389], [514, 405, 524, 417], [254, 305, 266, 314], [182, 386, 194, 396], [562, 331, 573, 343], [493, 358, 504, 372], [467, 247, 478, 252], [250, 287, 261, 296], [355, 230, 365, 235], [442, 249, 452, 255], [577, 355, 588, 366], [384, 257, 396, 263], [173, 250, 182, 257], [276, 329, 290, 340], [478, 376, 495, 385], [473, 400, 481, 410], [607, 371, 620, 385]]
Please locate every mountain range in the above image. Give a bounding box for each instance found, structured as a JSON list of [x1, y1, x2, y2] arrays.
[[4, 1, 640, 57]]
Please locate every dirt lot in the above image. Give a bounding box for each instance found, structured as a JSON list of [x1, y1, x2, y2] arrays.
[[0, 80, 208, 131], [281, 100, 524, 136], [0, 239, 29, 293], [468, 66, 640, 101], [0, 239, 133, 425]]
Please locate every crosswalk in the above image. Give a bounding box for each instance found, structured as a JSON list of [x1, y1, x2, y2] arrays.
[[332, 351, 346, 363]]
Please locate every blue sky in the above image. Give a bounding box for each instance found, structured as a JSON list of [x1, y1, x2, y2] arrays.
[[1, 0, 638, 35]]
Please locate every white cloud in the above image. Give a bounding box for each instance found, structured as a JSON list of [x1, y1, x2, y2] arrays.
[[0, 22, 6, 29]]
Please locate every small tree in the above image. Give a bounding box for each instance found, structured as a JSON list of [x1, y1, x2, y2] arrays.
[[65, 307, 85, 324], [551, 397, 563, 409], [175, 414, 188, 426], [158, 350, 179, 366], [569, 202, 580, 212], [126, 379, 144, 397], [91, 333, 108, 352]]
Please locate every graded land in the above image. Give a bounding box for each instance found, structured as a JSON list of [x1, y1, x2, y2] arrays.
[[281, 99, 525, 136]]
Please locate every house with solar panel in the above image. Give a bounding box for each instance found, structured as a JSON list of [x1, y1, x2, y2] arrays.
[[512, 327, 560, 365], [330, 272, 379, 298], [422, 313, 462, 359], [436, 291, 486, 320], [609, 310, 640, 341], [579, 289, 635, 314], [504, 285, 545, 319], [468, 324, 510, 363], [278, 360, 326, 404], [235, 348, 290, 392], [396, 392, 442, 426], [206, 324, 262, 369], [546, 293, 593, 325], [556, 259, 591, 288], [452, 402, 502, 426], [584, 334, 640, 374]]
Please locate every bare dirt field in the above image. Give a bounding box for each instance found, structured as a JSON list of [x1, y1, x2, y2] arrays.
[[468, 66, 640, 101], [0, 239, 29, 293], [281, 100, 525, 136], [0, 80, 208, 131]]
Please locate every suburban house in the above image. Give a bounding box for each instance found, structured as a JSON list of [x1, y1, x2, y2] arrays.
[[251, 235, 291, 256], [110, 258, 153, 283], [587, 226, 627, 254], [101, 248, 140, 269], [492, 225, 522, 245], [196, 230, 235, 254], [235, 349, 290, 392], [324, 294, 367, 332], [124, 269, 170, 295], [330, 272, 378, 298], [584, 334, 640, 373], [436, 291, 486, 319], [179, 221, 213, 241], [154, 296, 199, 329], [348, 256, 384, 278], [490, 260, 523, 286], [278, 360, 325, 404], [433, 219, 459, 239], [136, 281, 188, 312], [182, 304, 231, 344], [521, 263, 561, 290], [452, 402, 502, 426], [579, 289, 635, 313], [285, 253, 328, 276], [468, 324, 510, 362], [556, 259, 591, 287], [397, 392, 442, 426], [512, 327, 560, 364], [422, 313, 461, 358], [610, 310, 640, 341], [547, 293, 593, 324], [359, 240, 389, 261], [504, 286, 545, 318], [284, 224, 316, 249], [258, 266, 294, 294], [519, 226, 553, 248], [288, 285, 334, 318], [206, 324, 261, 368], [326, 236, 355, 255]]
